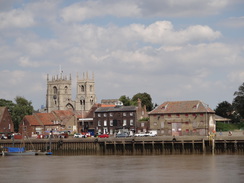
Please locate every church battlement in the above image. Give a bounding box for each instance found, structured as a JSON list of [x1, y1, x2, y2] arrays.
[[47, 74, 72, 82]]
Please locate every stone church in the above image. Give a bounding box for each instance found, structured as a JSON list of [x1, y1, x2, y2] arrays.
[[46, 72, 96, 113]]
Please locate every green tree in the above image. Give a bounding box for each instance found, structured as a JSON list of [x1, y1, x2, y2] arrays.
[[233, 82, 244, 119], [131, 92, 153, 111], [12, 96, 34, 132], [215, 101, 239, 123], [0, 97, 34, 132], [119, 95, 131, 106], [0, 99, 15, 113], [215, 101, 233, 118]]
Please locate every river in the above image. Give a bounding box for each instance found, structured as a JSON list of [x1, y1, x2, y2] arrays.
[[0, 154, 243, 183]]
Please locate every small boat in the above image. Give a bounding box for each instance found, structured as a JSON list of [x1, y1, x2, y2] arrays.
[[2, 147, 37, 156], [35, 150, 53, 155]]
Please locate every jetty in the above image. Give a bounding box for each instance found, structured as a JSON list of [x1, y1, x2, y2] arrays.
[[1, 135, 244, 155]]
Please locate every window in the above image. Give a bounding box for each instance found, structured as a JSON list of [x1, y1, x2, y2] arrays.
[[154, 122, 157, 126], [104, 113, 107, 117], [110, 120, 113, 126], [161, 122, 164, 128], [130, 119, 133, 126], [98, 121, 101, 126], [104, 120, 107, 126], [123, 112, 126, 116], [53, 86, 57, 94], [141, 123, 144, 127], [90, 85, 93, 92], [64, 86, 68, 94], [123, 119, 127, 126], [110, 113, 113, 117], [98, 113, 101, 117], [130, 112, 133, 116], [81, 85, 84, 92]]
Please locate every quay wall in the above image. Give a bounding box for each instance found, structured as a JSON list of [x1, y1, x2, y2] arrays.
[[1, 136, 244, 155]]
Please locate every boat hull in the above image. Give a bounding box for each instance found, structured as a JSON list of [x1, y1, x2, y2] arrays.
[[3, 151, 37, 156]]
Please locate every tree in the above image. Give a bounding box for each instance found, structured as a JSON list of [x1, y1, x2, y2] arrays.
[[0, 99, 15, 113], [12, 96, 34, 132], [233, 82, 244, 119], [0, 96, 34, 132], [214, 101, 239, 122], [215, 101, 233, 118], [131, 92, 153, 111], [119, 95, 131, 106]]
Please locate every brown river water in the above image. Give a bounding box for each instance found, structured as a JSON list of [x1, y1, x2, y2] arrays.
[[0, 154, 243, 183]]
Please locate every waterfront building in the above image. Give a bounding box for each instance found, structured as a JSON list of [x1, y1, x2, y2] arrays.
[[21, 110, 78, 137], [93, 99, 148, 135], [148, 100, 215, 136], [0, 107, 14, 134]]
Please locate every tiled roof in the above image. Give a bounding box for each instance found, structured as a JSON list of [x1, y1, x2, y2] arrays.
[[24, 115, 41, 126], [35, 113, 57, 125], [95, 106, 136, 112], [149, 100, 215, 114], [101, 104, 116, 107], [53, 110, 74, 120], [0, 107, 6, 121]]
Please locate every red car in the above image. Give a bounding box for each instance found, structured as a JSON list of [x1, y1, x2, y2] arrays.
[[98, 134, 109, 138]]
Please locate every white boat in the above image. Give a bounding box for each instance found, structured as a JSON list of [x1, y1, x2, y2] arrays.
[[2, 147, 37, 156]]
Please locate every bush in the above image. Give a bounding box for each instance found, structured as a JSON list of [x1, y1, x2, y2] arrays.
[[216, 122, 238, 132], [139, 117, 149, 121]]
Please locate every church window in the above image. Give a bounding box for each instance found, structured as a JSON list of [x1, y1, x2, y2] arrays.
[[81, 85, 85, 92], [53, 86, 57, 94], [64, 86, 68, 94]]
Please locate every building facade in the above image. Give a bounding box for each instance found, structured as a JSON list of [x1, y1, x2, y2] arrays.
[[46, 72, 96, 113], [149, 100, 215, 136], [0, 107, 14, 134], [94, 105, 137, 135], [21, 110, 77, 137]]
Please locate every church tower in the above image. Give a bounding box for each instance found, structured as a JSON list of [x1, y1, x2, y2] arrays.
[[75, 72, 96, 112], [46, 73, 74, 112]]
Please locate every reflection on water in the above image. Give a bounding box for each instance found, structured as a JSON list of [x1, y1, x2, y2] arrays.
[[0, 154, 244, 183]]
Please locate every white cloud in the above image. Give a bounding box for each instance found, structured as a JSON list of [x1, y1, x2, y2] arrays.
[[60, 1, 140, 22], [18, 57, 40, 68], [59, 0, 231, 22], [0, 9, 35, 29], [128, 21, 221, 45], [221, 16, 244, 28], [228, 71, 244, 83]]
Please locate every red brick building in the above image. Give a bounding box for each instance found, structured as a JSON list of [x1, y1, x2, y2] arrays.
[[0, 107, 14, 134]]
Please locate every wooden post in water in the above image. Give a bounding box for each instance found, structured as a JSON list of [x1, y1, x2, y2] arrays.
[[192, 140, 195, 153], [212, 139, 215, 154], [122, 141, 125, 155], [202, 139, 205, 153], [152, 141, 155, 155]]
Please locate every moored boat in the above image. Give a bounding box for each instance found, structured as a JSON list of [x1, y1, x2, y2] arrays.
[[2, 147, 36, 156]]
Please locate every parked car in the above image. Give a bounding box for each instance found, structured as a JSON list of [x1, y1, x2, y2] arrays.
[[116, 133, 129, 138], [74, 133, 86, 138], [98, 134, 109, 138], [1, 134, 7, 140]]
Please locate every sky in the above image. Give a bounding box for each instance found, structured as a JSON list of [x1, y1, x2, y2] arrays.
[[0, 0, 244, 110]]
